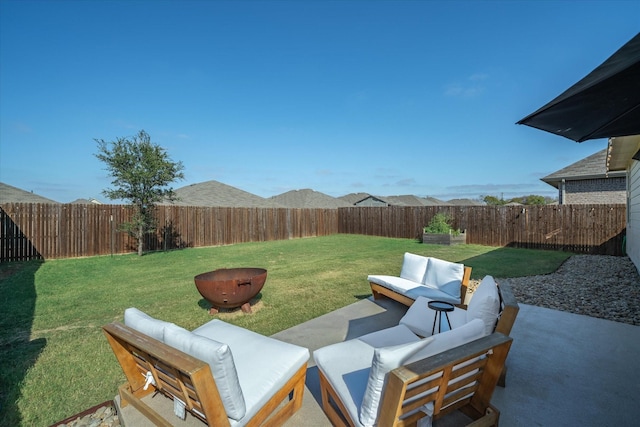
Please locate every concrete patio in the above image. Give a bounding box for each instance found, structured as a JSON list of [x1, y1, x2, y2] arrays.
[[118, 296, 640, 426]]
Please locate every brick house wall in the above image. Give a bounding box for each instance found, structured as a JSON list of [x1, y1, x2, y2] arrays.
[[561, 177, 627, 204]]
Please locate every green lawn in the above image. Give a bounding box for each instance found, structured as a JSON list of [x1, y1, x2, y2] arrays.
[[0, 234, 572, 426]]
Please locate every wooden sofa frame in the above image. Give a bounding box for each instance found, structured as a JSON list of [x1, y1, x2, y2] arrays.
[[370, 265, 473, 307], [318, 332, 513, 427], [103, 322, 307, 427]]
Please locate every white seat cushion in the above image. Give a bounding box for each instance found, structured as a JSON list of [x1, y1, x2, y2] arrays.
[[314, 338, 375, 426], [164, 323, 246, 420], [467, 276, 501, 335], [192, 319, 309, 425], [358, 324, 422, 348], [367, 275, 460, 305], [399, 252, 429, 283], [422, 257, 464, 300], [399, 296, 468, 337], [123, 307, 171, 342], [406, 318, 485, 364]]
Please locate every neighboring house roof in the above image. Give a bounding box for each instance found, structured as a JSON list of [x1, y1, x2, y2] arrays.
[[70, 198, 103, 204], [542, 148, 626, 188], [446, 198, 484, 206], [353, 195, 391, 206], [163, 180, 284, 208], [420, 197, 449, 206], [0, 182, 59, 204], [338, 192, 372, 205], [268, 189, 351, 208], [342, 193, 449, 206], [384, 195, 429, 206]]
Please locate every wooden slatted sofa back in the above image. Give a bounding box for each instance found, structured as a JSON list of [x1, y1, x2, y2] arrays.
[[379, 332, 513, 426], [103, 322, 231, 426]]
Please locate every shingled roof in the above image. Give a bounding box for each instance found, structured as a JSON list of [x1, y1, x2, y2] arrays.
[[269, 189, 351, 208], [339, 192, 451, 206], [0, 182, 59, 204], [162, 180, 284, 208], [541, 148, 626, 189], [338, 192, 372, 205]]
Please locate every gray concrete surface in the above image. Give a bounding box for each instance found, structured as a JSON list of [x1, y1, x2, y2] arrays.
[[118, 298, 640, 426]]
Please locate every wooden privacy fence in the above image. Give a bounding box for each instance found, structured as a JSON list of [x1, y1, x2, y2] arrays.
[[0, 203, 627, 262], [0, 203, 338, 261], [338, 205, 627, 255]]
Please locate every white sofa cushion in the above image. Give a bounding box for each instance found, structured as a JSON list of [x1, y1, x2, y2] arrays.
[[314, 338, 375, 426], [367, 275, 460, 305], [422, 257, 464, 300], [123, 307, 171, 342], [467, 276, 501, 335], [407, 318, 485, 364], [164, 323, 246, 421], [399, 296, 468, 337], [360, 337, 433, 426], [358, 324, 423, 348], [192, 319, 309, 425], [400, 252, 429, 283]]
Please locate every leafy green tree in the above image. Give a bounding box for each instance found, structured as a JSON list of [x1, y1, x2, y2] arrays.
[[95, 130, 185, 255], [521, 195, 547, 205], [482, 195, 505, 206]]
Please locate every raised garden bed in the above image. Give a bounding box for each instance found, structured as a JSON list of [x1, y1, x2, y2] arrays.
[[422, 230, 467, 245]]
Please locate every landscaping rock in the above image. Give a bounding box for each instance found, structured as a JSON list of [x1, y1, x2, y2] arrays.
[[55, 404, 120, 427], [468, 255, 640, 326]]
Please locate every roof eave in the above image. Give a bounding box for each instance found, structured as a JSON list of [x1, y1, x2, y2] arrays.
[[607, 135, 640, 171]]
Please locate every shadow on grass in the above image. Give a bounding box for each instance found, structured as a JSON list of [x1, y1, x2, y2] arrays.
[[0, 260, 46, 426], [460, 246, 571, 279]]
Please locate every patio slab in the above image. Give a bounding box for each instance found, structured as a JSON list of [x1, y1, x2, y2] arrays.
[[277, 297, 640, 426], [117, 297, 640, 426]]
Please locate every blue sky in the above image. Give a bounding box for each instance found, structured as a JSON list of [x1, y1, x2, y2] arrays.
[[1, 0, 638, 203]]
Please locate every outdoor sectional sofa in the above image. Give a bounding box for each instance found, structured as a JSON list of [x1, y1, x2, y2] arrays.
[[102, 308, 309, 426], [314, 320, 513, 426], [313, 275, 519, 426], [368, 252, 472, 306]]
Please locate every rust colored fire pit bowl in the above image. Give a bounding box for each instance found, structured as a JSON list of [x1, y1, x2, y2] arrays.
[[194, 268, 267, 314]]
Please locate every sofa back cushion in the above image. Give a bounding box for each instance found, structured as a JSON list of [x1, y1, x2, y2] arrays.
[[400, 252, 429, 283], [406, 318, 485, 364], [360, 337, 434, 426], [123, 307, 171, 342], [164, 323, 246, 421], [422, 257, 464, 300], [467, 275, 501, 335]]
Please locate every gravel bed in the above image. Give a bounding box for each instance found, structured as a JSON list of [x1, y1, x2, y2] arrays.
[[469, 255, 640, 326]]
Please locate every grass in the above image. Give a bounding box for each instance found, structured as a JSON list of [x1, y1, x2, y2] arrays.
[[0, 234, 572, 426]]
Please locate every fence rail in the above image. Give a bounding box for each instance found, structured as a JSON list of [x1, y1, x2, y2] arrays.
[[0, 203, 627, 262]]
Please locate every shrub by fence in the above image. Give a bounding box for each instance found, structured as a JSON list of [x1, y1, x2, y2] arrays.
[[0, 203, 627, 262]]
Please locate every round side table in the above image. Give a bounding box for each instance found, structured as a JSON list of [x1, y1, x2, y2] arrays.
[[428, 300, 455, 334]]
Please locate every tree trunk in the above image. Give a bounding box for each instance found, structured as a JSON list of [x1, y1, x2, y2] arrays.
[[137, 224, 144, 256]]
